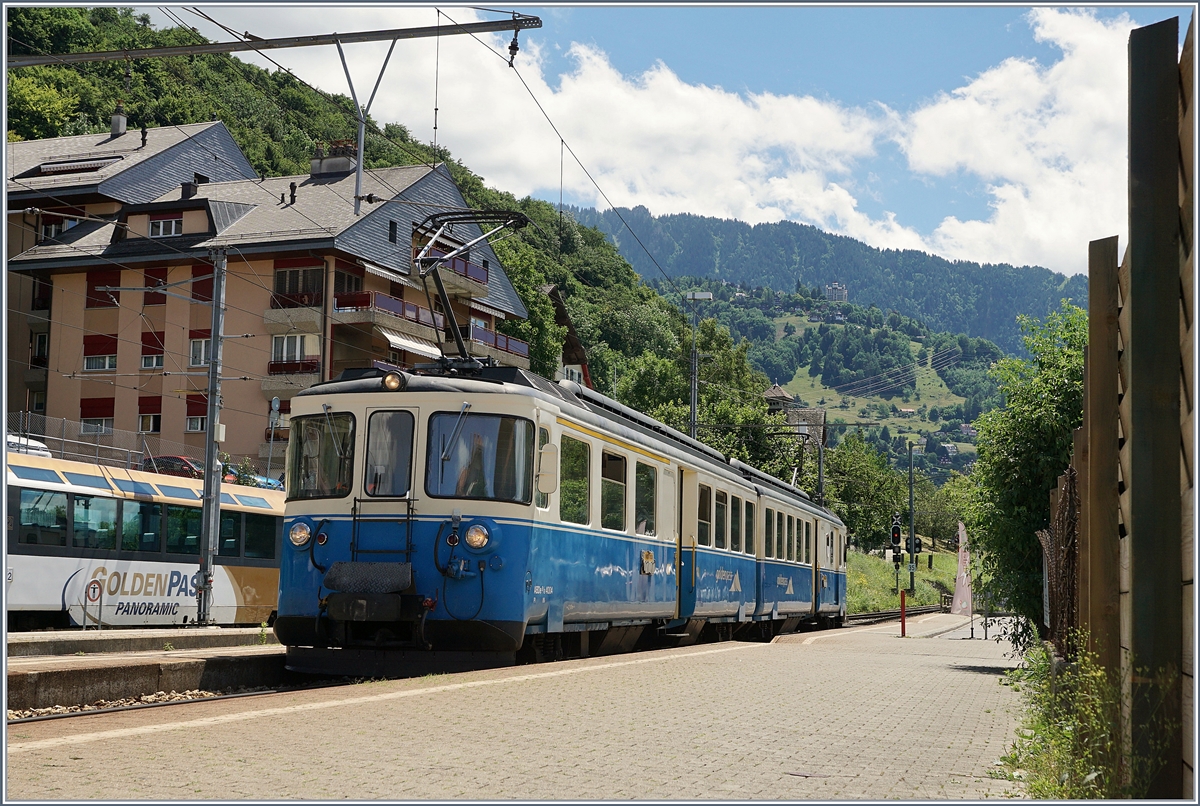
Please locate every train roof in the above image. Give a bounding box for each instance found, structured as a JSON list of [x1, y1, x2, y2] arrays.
[[297, 366, 842, 525], [5, 452, 284, 514]]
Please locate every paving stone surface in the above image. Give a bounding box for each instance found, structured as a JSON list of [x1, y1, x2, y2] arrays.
[[5, 613, 1026, 800]]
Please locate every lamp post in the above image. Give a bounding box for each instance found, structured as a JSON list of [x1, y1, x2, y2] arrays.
[[684, 291, 713, 440]]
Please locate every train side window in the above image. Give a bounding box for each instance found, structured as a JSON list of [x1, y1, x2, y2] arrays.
[[165, 505, 202, 555], [244, 513, 276, 559], [365, 410, 414, 497], [535, 428, 550, 509], [72, 494, 118, 550], [764, 507, 774, 558], [744, 501, 755, 554], [805, 521, 812, 564], [122, 501, 162, 552], [634, 462, 656, 536], [786, 515, 794, 561], [601, 452, 627, 531], [730, 496, 741, 552], [219, 510, 241, 557], [697, 484, 711, 546], [18, 489, 67, 546], [559, 435, 590, 525], [776, 511, 785, 561], [714, 491, 727, 549]]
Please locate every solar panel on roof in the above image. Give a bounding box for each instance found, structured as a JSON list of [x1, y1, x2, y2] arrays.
[[9, 465, 63, 484]]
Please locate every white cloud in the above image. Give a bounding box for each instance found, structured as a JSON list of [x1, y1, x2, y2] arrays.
[[898, 8, 1134, 272], [140, 6, 1138, 275]]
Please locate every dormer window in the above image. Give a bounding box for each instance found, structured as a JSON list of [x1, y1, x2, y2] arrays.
[[149, 213, 183, 238]]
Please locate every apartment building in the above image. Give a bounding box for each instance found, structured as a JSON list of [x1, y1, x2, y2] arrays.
[[7, 125, 530, 465]]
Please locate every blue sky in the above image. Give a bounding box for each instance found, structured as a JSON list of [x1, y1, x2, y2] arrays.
[[139, 5, 1194, 275]]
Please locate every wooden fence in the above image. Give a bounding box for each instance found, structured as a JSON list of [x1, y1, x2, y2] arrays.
[[1056, 14, 1193, 799]]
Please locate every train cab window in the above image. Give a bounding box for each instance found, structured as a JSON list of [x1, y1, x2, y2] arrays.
[[714, 491, 727, 549], [72, 494, 118, 550], [634, 462, 656, 536], [426, 413, 535, 503], [218, 510, 240, 557], [730, 496, 741, 552], [289, 412, 356, 500], [18, 489, 67, 546], [365, 410, 414, 497], [601, 453, 627, 531], [560, 435, 590, 525], [805, 521, 812, 564], [786, 515, 794, 561], [165, 505, 202, 555], [697, 485, 712, 546], [122, 502, 162, 552], [244, 513, 277, 559], [535, 428, 550, 509], [764, 507, 774, 558], [744, 501, 755, 554]]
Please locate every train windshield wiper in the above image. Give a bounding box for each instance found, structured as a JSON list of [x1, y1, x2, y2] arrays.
[[441, 402, 472, 463]]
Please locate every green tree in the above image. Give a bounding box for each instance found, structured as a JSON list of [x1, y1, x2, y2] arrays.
[[824, 431, 906, 550], [970, 301, 1087, 649]]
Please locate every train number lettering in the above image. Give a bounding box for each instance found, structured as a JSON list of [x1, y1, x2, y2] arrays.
[[532, 585, 553, 595]]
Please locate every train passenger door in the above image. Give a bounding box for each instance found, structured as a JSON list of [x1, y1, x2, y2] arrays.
[[676, 467, 696, 619], [811, 518, 821, 617], [356, 407, 420, 559]]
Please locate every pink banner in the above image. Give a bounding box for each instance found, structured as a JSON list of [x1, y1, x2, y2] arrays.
[[950, 522, 973, 616]]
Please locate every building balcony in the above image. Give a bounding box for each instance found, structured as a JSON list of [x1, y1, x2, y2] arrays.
[[468, 325, 529, 359], [23, 367, 48, 391], [261, 370, 319, 395], [263, 303, 322, 335], [267, 359, 320, 375], [271, 291, 323, 309], [417, 247, 490, 298], [332, 291, 445, 341]]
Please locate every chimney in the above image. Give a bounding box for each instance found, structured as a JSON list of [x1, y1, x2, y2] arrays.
[[111, 102, 127, 137], [289, 182, 297, 205], [310, 139, 357, 176], [182, 181, 198, 200], [140, 124, 147, 148]]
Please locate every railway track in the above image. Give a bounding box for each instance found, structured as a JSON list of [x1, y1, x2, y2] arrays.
[[8, 607, 949, 724], [845, 605, 943, 624]]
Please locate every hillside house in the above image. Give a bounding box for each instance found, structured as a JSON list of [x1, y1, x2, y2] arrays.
[[7, 117, 530, 463]]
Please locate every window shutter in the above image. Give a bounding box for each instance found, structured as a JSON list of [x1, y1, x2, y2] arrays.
[[186, 394, 208, 417], [83, 334, 118, 356], [141, 331, 165, 355], [85, 271, 121, 308], [80, 397, 115, 418], [138, 396, 162, 415], [191, 264, 213, 302], [143, 268, 167, 305]]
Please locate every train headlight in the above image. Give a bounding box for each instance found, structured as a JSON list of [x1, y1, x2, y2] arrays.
[[383, 372, 405, 391], [289, 522, 312, 547], [464, 523, 490, 549]]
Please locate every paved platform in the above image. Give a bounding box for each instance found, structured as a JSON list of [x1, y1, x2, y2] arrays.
[[7, 626, 278, 657], [5, 613, 1026, 799]]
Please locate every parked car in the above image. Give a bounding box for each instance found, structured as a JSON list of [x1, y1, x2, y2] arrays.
[[6, 434, 52, 457], [140, 455, 283, 490]]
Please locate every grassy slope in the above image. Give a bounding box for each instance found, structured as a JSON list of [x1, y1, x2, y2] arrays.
[[846, 547, 959, 613]]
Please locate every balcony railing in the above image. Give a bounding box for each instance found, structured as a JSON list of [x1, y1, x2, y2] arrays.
[[333, 291, 445, 330], [469, 325, 529, 358], [268, 359, 320, 375], [29, 355, 48, 369], [271, 291, 323, 309], [419, 247, 489, 286]]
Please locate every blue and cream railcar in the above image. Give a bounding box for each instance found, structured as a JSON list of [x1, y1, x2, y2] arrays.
[[274, 366, 845, 672], [5, 453, 283, 630]]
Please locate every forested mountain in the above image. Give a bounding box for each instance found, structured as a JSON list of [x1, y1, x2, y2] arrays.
[[567, 205, 1089, 355]]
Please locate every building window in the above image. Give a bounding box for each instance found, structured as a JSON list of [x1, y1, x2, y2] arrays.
[[141, 354, 164, 369], [470, 316, 489, 331], [271, 334, 307, 362], [190, 339, 211, 367], [186, 416, 207, 432], [32, 332, 49, 360], [274, 267, 323, 295], [81, 418, 114, 435], [138, 414, 161, 433], [84, 355, 117, 371], [334, 270, 362, 294], [149, 217, 182, 237], [30, 391, 46, 413], [388, 220, 397, 243]]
